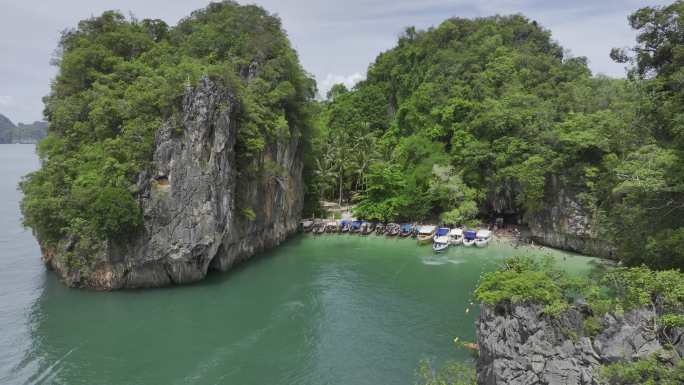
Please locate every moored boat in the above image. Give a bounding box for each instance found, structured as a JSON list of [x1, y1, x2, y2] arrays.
[[432, 240, 449, 252], [312, 221, 326, 235], [449, 228, 463, 245], [385, 223, 399, 236], [350, 220, 363, 234], [302, 220, 314, 233], [475, 229, 492, 247], [417, 225, 436, 244], [463, 230, 476, 246], [340, 219, 351, 233], [432, 227, 450, 252], [361, 221, 375, 235], [399, 223, 414, 237], [325, 221, 339, 233], [375, 223, 386, 235], [433, 227, 450, 243]]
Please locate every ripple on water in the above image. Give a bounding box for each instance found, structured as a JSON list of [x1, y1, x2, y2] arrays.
[[419, 255, 465, 266]]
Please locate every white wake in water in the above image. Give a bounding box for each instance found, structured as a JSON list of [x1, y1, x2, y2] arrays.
[[419, 255, 465, 266]]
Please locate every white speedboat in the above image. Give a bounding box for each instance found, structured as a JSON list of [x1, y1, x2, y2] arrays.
[[417, 225, 436, 244], [432, 241, 449, 252], [463, 230, 477, 246], [475, 229, 492, 247], [432, 227, 450, 252], [449, 228, 463, 245]]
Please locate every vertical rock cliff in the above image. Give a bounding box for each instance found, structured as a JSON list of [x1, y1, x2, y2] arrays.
[[476, 303, 684, 385], [525, 175, 614, 258], [44, 78, 303, 289]]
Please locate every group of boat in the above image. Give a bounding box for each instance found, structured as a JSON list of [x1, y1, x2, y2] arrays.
[[300, 220, 492, 252]]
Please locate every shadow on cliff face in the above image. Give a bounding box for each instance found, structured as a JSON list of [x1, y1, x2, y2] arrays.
[[202, 234, 308, 287]]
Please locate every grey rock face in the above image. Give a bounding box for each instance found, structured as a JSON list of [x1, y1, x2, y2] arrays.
[[526, 175, 614, 258], [476, 303, 682, 385], [44, 78, 303, 289]]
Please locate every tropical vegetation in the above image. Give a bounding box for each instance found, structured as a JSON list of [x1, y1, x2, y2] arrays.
[[473, 255, 684, 384], [15, 0, 684, 382], [310, 1, 684, 271], [19, 2, 314, 249]]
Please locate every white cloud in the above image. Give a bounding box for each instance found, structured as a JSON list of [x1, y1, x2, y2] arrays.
[[317, 72, 366, 99], [0, 96, 13, 107]]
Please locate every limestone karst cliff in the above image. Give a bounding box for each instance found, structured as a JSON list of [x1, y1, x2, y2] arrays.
[[476, 303, 684, 385], [43, 78, 304, 289], [21, 3, 313, 290], [526, 175, 614, 258]]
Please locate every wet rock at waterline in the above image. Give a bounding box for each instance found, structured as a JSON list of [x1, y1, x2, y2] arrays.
[[42, 78, 303, 289]]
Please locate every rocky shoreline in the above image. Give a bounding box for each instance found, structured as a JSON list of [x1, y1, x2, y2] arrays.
[[476, 302, 684, 385]]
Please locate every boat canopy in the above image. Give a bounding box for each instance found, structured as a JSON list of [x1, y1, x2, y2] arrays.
[[449, 228, 463, 236], [400, 223, 413, 232], [436, 227, 449, 236], [464, 230, 477, 240], [418, 225, 436, 234], [476, 230, 492, 238], [340, 219, 351, 225], [351, 220, 363, 229]]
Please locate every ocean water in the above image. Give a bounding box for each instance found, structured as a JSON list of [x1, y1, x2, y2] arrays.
[[0, 144, 598, 385]]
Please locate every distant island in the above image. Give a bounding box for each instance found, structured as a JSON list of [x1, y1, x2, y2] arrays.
[[0, 113, 47, 144]]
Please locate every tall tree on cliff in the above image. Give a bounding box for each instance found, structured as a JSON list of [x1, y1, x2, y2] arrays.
[[610, 0, 684, 270]]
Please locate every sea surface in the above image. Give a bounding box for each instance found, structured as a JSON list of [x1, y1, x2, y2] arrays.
[[0, 144, 598, 385]]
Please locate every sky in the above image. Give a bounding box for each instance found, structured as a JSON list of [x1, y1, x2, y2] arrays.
[[0, 0, 671, 123]]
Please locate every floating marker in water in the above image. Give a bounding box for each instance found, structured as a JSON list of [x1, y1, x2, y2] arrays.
[[465, 308, 470, 314], [453, 337, 459, 344]]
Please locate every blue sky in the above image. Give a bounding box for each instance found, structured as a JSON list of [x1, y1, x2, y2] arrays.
[[0, 0, 671, 123]]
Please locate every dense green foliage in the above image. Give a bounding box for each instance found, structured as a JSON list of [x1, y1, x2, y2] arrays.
[[20, 2, 314, 246], [474, 256, 574, 316], [310, 3, 684, 271], [313, 14, 641, 228], [475, 255, 684, 379], [606, 1, 684, 270], [476, 256, 684, 321], [599, 355, 684, 385]]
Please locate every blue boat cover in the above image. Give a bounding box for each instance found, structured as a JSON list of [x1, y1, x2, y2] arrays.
[[464, 230, 477, 240], [351, 220, 362, 229], [436, 227, 449, 236], [340, 219, 351, 225], [400, 223, 413, 232]]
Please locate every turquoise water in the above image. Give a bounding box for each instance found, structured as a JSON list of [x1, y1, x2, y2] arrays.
[[0, 145, 598, 385]]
